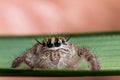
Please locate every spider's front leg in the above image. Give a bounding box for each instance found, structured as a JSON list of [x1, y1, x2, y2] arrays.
[[11, 44, 39, 69], [11, 52, 35, 69], [11, 56, 24, 68], [78, 48, 100, 70]]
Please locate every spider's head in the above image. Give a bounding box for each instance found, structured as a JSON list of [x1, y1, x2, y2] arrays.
[[35, 36, 71, 48]]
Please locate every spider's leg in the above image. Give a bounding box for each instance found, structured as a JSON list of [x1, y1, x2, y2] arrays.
[[12, 52, 36, 69], [11, 54, 34, 69], [12, 43, 41, 69], [11, 56, 23, 68], [78, 48, 100, 70], [23, 53, 35, 69], [22, 44, 40, 69]]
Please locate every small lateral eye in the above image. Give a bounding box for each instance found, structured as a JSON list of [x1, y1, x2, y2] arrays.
[[47, 41, 53, 48], [42, 42, 46, 46], [62, 40, 67, 45], [62, 40, 65, 43]]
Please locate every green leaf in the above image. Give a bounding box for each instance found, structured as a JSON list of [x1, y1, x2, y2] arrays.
[[0, 31, 120, 76]]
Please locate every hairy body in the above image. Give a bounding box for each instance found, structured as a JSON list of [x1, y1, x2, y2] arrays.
[[12, 36, 100, 70]]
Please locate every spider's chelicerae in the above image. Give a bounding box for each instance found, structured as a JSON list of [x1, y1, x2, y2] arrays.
[[11, 36, 100, 70]]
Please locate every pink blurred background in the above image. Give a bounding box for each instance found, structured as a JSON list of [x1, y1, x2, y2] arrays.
[[0, 0, 120, 80], [0, 0, 120, 35]]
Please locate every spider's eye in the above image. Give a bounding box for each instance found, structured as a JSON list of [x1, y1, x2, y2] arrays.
[[62, 39, 67, 45], [54, 41, 61, 47], [47, 41, 53, 48], [42, 42, 46, 46], [62, 40, 65, 44], [54, 39, 61, 47]]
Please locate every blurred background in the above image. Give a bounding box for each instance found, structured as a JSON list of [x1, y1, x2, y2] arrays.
[[0, 0, 120, 80], [0, 0, 120, 35]]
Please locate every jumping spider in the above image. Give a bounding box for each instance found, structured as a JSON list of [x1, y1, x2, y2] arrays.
[[11, 36, 100, 70]]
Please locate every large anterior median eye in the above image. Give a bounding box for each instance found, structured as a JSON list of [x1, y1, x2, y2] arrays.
[[47, 40, 53, 48], [54, 41, 61, 47], [54, 39, 61, 47]]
